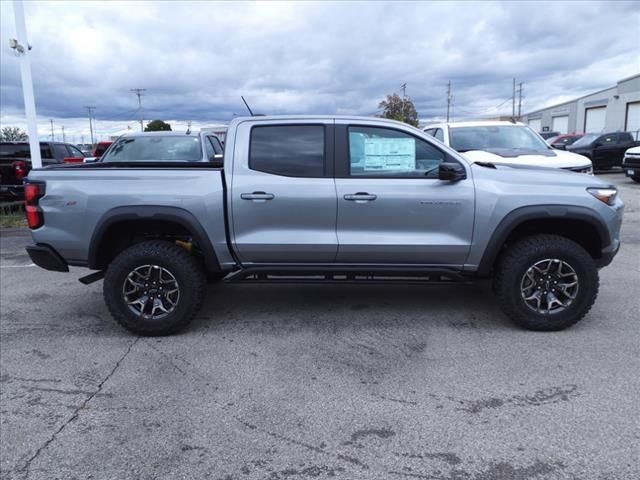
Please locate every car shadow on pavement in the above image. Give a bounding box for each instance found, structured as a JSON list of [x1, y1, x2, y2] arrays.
[[185, 281, 515, 335]]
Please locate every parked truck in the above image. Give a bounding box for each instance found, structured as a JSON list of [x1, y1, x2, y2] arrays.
[[24, 116, 623, 335], [1, 141, 86, 199]]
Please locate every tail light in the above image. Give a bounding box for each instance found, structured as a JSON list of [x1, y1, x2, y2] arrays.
[[12, 161, 26, 181], [24, 182, 45, 229]]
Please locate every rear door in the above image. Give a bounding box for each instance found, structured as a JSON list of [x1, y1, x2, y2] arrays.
[[334, 122, 475, 266], [592, 133, 618, 167], [230, 120, 337, 263]]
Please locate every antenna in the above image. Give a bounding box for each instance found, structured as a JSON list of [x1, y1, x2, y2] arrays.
[[241, 96, 254, 116]]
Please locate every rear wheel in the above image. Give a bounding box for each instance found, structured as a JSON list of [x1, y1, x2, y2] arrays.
[[104, 240, 206, 336], [493, 234, 598, 331]]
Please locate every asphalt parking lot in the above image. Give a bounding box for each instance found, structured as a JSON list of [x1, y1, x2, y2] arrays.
[[1, 173, 638, 480]]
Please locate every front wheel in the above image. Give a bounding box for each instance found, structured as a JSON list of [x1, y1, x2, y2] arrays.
[[103, 240, 206, 336], [493, 234, 599, 331]]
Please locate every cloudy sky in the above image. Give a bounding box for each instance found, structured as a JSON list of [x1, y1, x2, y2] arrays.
[[1, 0, 639, 141]]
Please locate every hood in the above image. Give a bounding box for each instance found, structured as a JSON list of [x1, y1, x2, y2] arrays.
[[461, 148, 592, 169], [625, 145, 640, 155]]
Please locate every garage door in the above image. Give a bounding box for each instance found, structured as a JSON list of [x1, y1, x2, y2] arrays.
[[528, 118, 541, 132], [552, 116, 569, 134], [584, 107, 606, 133], [625, 102, 640, 138]]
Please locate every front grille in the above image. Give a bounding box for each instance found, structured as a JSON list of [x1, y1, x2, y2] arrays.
[[623, 154, 640, 168]]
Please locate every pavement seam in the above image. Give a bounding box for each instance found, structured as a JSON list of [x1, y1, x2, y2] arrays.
[[17, 336, 140, 477]]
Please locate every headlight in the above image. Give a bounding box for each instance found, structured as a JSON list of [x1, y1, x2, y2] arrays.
[[587, 187, 617, 206]]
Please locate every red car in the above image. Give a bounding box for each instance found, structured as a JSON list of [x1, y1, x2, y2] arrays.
[[547, 134, 584, 150], [92, 141, 113, 158]]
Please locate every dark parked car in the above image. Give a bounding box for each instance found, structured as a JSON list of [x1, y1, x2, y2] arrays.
[[539, 131, 560, 140], [0, 141, 85, 199], [566, 132, 639, 171], [546, 133, 584, 150]]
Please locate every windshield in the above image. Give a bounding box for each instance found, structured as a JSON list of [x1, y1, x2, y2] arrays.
[[570, 133, 599, 147], [449, 125, 550, 153], [101, 136, 203, 162]]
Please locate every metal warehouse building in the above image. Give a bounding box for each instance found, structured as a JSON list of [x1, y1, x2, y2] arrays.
[[523, 74, 640, 137]]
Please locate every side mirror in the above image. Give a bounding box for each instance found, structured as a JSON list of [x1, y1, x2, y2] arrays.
[[438, 162, 466, 181]]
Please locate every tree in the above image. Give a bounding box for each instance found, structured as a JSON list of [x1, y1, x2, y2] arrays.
[[144, 120, 172, 132], [0, 127, 28, 141], [377, 93, 419, 127]]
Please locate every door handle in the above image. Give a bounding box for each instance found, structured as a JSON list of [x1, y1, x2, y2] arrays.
[[241, 192, 275, 201], [344, 192, 377, 202]]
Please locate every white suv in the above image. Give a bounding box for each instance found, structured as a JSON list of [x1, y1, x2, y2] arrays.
[[424, 121, 593, 174]]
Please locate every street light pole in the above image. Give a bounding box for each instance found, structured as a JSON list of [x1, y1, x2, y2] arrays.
[[11, 0, 41, 168]]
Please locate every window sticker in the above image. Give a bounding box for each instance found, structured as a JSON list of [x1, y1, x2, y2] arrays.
[[363, 137, 415, 171]]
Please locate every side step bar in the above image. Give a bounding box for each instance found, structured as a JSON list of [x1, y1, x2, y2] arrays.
[[224, 266, 471, 285]]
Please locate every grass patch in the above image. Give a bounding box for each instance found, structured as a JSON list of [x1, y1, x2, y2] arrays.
[[0, 202, 27, 229]]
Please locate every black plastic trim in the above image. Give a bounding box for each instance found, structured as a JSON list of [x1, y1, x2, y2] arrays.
[[476, 205, 611, 276], [88, 206, 221, 273], [26, 244, 69, 272]]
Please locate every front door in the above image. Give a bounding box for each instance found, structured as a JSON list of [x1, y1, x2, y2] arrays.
[[230, 121, 338, 264], [334, 123, 475, 266]]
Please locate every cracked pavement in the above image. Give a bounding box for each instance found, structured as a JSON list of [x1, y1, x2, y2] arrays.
[[1, 174, 639, 479]]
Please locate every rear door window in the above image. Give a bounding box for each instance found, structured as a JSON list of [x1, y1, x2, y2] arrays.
[[249, 125, 325, 177], [53, 144, 70, 160]]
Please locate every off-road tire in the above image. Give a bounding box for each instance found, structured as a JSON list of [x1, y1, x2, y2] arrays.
[[494, 234, 599, 331], [104, 240, 206, 336]]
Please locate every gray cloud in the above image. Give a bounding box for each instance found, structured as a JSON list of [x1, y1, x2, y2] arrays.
[[1, 0, 639, 140]]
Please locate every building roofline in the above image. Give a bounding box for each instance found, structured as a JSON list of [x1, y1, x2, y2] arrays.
[[523, 77, 632, 116], [617, 73, 640, 84]]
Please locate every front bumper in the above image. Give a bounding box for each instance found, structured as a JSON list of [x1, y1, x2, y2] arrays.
[[595, 240, 620, 268], [26, 244, 69, 272], [623, 158, 639, 177]]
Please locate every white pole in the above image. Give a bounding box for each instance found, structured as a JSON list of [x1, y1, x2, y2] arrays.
[[13, 0, 41, 168]]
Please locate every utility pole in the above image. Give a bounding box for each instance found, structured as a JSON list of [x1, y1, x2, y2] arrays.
[[130, 88, 146, 131], [517, 82, 524, 119], [11, 0, 41, 168], [400, 83, 407, 121], [50, 119, 54, 141], [61, 125, 65, 142], [512, 77, 516, 120], [446, 80, 452, 122], [85, 106, 95, 145]]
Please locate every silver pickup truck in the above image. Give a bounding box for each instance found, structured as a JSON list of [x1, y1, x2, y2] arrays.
[[24, 116, 624, 335]]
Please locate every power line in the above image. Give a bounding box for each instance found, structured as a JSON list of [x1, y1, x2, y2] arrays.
[[130, 88, 146, 131]]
